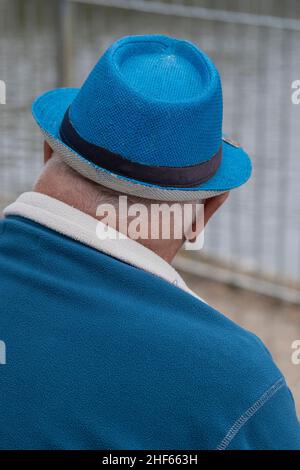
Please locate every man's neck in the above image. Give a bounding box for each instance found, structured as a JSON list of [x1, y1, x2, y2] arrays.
[[34, 155, 183, 263]]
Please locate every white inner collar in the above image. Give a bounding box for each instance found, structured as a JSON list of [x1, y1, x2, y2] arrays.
[[4, 192, 203, 301]]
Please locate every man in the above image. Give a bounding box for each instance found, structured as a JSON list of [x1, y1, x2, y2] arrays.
[[0, 35, 299, 450]]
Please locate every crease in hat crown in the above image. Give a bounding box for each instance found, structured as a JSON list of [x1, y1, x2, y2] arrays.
[[68, 34, 223, 168]]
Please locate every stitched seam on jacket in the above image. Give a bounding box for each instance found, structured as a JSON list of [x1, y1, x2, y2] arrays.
[[216, 377, 285, 450]]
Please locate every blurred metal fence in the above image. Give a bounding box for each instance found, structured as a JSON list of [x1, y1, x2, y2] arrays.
[[1, 0, 300, 303]]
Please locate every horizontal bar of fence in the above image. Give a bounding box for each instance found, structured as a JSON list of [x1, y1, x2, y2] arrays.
[[70, 0, 300, 31], [174, 256, 300, 305]]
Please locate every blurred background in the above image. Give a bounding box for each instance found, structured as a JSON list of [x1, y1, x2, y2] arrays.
[[0, 0, 299, 411]]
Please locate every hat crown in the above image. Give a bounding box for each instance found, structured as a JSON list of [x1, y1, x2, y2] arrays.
[[69, 35, 223, 167]]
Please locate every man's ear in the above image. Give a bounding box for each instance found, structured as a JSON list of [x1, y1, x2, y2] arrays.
[[44, 141, 53, 164]]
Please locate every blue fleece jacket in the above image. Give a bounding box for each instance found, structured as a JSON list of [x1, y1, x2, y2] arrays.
[[0, 215, 299, 450]]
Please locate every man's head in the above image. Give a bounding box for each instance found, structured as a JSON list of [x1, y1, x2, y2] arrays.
[[34, 142, 229, 263], [32, 35, 251, 213], [31, 35, 252, 257]]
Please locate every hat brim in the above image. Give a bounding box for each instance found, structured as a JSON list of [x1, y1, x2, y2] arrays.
[[32, 88, 252, 201]]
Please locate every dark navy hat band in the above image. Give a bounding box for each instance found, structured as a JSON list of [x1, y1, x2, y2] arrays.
[[60, 108, 222, 188]]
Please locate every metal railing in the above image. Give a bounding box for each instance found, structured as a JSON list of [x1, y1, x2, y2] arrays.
[[70, 0, 300, 31]]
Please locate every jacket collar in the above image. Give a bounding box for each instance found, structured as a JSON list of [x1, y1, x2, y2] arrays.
[[4, 192, 204, 301]]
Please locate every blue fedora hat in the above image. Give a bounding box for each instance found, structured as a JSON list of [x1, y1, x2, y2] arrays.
[[32, 35, 251, 201]]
